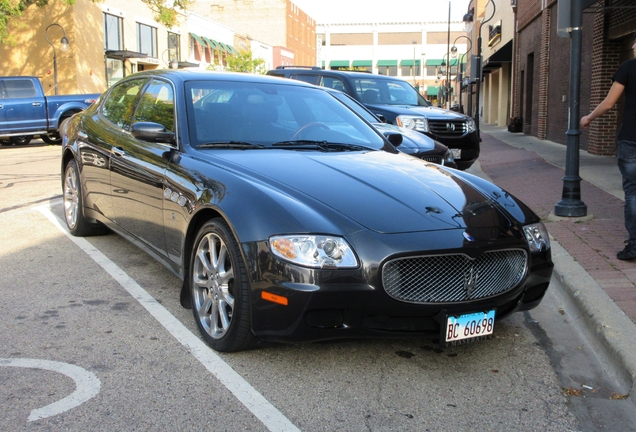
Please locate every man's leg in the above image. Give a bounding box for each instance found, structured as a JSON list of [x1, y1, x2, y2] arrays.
[[617, 140, 636, 259]]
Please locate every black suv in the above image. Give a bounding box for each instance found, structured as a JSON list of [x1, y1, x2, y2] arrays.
[[267, 66, 480, 170]]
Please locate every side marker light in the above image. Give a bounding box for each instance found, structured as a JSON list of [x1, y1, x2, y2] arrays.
[[261, 291, 288, 306]]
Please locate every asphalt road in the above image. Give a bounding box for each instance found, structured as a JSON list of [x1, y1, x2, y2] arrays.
[[1, 142, 634, 431]]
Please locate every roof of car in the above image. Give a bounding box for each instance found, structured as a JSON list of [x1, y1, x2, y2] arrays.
[[268, 68, 394, 80], [118, 69, 316, 88]]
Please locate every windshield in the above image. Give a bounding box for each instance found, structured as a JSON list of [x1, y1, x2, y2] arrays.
[[351, 78, 431, 107], [185, 81, 387, 149], [328, 91, 379, 123]]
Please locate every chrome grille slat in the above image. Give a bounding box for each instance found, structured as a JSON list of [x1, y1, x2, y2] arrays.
[[420, 155, 443, 164], [382, 250, 528, 303], [428, 120, 467, 137]]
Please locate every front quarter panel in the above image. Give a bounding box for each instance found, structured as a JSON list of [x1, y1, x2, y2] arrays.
[[163, 151, 363, 268]]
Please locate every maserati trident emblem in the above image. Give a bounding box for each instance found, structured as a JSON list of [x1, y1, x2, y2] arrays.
[[464, 266, 478, 298], [446, 122, 456, 131]]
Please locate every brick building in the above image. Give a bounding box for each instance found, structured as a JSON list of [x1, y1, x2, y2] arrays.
[[512, 0, 636, 155], [191, 0, 316, 67]]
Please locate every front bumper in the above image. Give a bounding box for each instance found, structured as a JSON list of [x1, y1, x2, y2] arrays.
[[242, 229, 553, 344]]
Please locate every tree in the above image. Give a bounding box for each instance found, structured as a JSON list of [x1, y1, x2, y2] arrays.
[[0, 0, 191, 45], [221, 51, 266, 74]]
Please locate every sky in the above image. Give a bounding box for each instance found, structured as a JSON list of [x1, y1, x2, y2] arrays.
[[291, 0, 471, 24]]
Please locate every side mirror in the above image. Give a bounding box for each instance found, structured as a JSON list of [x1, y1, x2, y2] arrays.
[[131, 122, 176, 145], [384, 132, 403, 147]]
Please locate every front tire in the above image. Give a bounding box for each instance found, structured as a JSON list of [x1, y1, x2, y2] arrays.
[[63, 159, 108, 236], [190, 219, 254, 352], [10, 135, 32, 145]]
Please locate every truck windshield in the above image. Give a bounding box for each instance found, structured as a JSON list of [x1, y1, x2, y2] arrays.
[[351, 78, 431, 107]]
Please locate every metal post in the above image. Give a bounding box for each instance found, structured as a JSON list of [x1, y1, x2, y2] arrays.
[[45, 23, 69, 96], [446, 2, 451, 110], [554, 0, 587, 216]]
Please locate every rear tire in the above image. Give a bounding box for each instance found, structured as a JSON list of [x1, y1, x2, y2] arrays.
[[41, 132, 62, 144], [63, 159, 108, 236], [190, 219, 254, 352]]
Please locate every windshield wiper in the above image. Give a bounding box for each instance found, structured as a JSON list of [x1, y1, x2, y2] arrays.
[[273, 140, 371, 152], [197, 141, 265, 149]]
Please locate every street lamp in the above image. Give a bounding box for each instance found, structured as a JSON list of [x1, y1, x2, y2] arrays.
[[463, 0, 496, 135], [163, 48, 179, 69], [451, 35, 473, 114], [45, 23, 69, 96]]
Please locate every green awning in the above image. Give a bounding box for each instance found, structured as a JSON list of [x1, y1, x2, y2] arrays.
[[216, 42, 228, 53], [377, 60, 398, 67], [202, 37, 218, 50], [190, 33, 207, 47], [330, 60, 350, 67], [426, 85, 439, 96], [226, 45, 239, 55], [400, 60, 421, 66], [352, 60, 372, 67], [425, 59, 459, 67]]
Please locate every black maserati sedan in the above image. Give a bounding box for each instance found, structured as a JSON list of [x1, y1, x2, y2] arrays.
[[61, 70, 553, 352]]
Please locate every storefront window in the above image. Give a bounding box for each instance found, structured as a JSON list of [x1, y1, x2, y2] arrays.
[[106, 58, 124, 88]]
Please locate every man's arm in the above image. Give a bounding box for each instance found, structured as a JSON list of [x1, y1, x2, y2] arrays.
[[581, 81, 625, 129]]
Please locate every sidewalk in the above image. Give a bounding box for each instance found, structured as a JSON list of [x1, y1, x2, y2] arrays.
[[475, 124, 636, 401]]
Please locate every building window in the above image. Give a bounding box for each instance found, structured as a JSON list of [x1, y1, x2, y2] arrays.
[[137, 23, 158, 57], [104, 13, 123, 50], [168, 32, 180, 62], [378, 66, 398, 77]]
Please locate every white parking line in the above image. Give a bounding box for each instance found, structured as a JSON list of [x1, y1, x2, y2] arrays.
[[0, 358, 101, 422], [37, 205, 301, 432]]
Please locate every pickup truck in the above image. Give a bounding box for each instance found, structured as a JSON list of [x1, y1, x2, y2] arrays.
[[0, 76, 100, 146]]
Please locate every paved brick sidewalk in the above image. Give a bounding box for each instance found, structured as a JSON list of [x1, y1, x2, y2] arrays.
[[478, 131, 636, 324]]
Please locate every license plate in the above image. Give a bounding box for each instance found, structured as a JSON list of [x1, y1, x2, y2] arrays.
[[450, 148, 462, 159], [445, 310, 495, 342]]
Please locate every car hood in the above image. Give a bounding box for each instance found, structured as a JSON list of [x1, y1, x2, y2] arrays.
[[368, 104, 469, 120], [212, 149, 510, 234]]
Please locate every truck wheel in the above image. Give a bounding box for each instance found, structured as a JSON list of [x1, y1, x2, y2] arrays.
[[0, 138, 11, 146], [41, 132, 62, 145], [10, 135, 33, 145]]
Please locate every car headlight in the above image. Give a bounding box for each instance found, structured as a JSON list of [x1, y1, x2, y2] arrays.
[[443, 149, 455, 165], [269, 235, 358, 269], [465, 117, 476, 133], [396, 115, 429, 133], [523, 223, 550, 253]]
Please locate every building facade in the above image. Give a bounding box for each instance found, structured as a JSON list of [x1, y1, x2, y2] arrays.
[[0, 1, 276, 94], [463, 0, 515, 127], [316, 21, 468, 107], [191, 0, 316, 66], [512, 0, 636, 155]]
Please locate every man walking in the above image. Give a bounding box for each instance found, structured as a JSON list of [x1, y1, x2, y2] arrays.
[[581, 38, 636, 260]]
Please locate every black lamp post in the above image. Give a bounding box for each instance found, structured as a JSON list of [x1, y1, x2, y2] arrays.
[[554, 0, 587, 216], [451, 35, 472, 114], [463, 0, 496, 135], [45, 23, 69, 96]]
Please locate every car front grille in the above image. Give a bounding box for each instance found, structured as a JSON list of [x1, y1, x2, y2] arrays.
[[382, 249, 528, 303], [428, 120, 467, 137], [419, 155, 443, 164]]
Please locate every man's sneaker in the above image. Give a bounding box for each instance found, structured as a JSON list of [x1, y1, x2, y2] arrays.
[[617, 243, 636, 260]]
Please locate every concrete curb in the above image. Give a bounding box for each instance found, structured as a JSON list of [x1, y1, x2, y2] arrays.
[[550, 239, 636, 404]]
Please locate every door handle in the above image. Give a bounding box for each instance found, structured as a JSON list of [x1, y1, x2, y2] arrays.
[[112, 147, 125, 157], [32, 102, 42, 107]]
